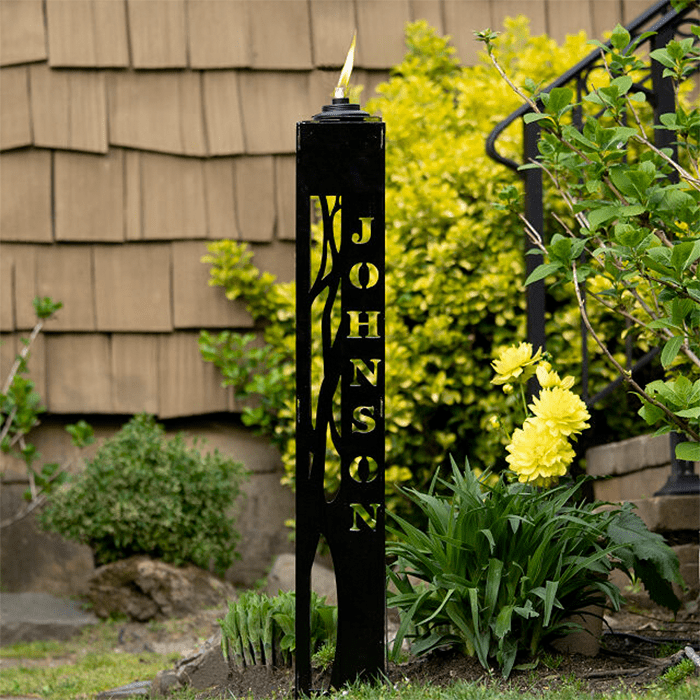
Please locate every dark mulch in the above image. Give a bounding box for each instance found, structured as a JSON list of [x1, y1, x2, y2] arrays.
[[196, 604, 699, 698]]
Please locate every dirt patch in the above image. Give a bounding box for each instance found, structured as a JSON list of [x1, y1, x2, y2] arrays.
[[2, 601, 697, 697], [190, 602, 699, 698]]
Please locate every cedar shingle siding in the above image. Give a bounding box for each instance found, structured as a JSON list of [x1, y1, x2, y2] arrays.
[[0, 0, 632, 418]]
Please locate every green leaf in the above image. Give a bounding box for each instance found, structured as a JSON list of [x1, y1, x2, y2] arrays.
[[610, 24, 631, 51], [675, 440, 700, 461], [661, 336, 684, 369], [525, 262, 561, 285], [671, 240, 700, 273], [543, 87, 573, 116], [587, 206, 619, 231], [606, 508, 683, 611]]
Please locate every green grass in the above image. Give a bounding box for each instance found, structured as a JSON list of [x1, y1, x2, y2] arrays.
[[0, 620, 179, 700], [1, 620, 697, 700], [306, 678, 699, 700], [0, 651, 179, 700]]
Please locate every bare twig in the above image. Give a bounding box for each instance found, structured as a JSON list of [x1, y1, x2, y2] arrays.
[[572, 260, 700, 440]]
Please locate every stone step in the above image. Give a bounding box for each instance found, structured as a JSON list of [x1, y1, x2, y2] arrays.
[[0, 592, 98, 646]]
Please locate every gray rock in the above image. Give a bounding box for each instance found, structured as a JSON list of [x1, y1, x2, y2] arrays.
[[150, 669, 182, 697], [87, 556, 236, 621], [265, 553, 337, 605], [95, 680, 151, 699], [0, 592, 98, 646], [175, 631, 229, 690]]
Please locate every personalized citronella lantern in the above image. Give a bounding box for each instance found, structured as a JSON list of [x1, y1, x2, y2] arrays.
[[295, 35, 386, 694]]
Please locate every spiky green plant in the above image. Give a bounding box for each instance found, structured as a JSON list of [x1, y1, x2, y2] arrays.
[[219, 590, 336, 669]]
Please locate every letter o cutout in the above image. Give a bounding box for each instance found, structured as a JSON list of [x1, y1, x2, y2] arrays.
[[349, 262, 379, 290]]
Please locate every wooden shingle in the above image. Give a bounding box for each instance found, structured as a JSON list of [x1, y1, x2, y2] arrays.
[[0, 246, 14, 330], [124, 150, 142, 241], [492, 1, 547, 36], [309, 69, 338, 108], [309, 0, 356, 68], [235, 157, 275, 242], [188, 0, 250, 68], [623, 0, 654, 25], [30, 65, 107, 153], [203, 158, 239, 240], [0, 0, 46, 67], [203, 71, 246, 156], [249, 241, 295, 284], [0, 66, 31, 151], [0, 149, 52, 243], [46, 0, 129, 67], [109, 70, 207, 156], [55, 150, 125, 242], [127, 0, 187, 68], [0, 334, 16, 384], [238, 71, 311, 154], [7, 244, 39, 330], [111, 334, 159, 414], [274, 155, 295, 241], [355, 0, 411, 69], [93, 243, 172, 332], [140, 152, 208, 240], [443, 0, 493, 66], [158, 332, 231, 418], [46, 333, 111, 413], [592, 0, 623, 38], [172, 240, 254, 329], [249, 0, 313, 69], [411, 1, 444, 33], [25, 331, 47, 402], [352, 70, 390, 107], [546, 0, 594, 42], [36, 245, 96, 332]]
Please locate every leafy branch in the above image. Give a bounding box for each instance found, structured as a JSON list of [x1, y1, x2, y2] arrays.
[[1, 298, 94, 529], [480, 21, 700, 458]]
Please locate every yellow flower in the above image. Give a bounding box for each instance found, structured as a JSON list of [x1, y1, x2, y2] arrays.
[[535, 363, 575, 390], [505, 418, 574, 487], [530, 387, 590, 437], [491, 343, 542, 385]]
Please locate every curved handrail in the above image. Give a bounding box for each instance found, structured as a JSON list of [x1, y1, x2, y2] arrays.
[[485, 0, 694, 172]]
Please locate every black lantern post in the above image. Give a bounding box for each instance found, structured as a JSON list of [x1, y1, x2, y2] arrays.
[[295, 38, 386, 696]]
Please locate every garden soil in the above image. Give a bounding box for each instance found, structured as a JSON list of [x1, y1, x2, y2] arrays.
[[2, 600, 697, 697], [194, 602, 700, 698], [121, 600, 700, 697]]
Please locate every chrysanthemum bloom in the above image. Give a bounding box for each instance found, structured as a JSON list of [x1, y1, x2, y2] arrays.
[[530, 386, 590, 437], [491, 343, 542, 385], [505, 417, 574, 486], [535, 363, 575, 390]]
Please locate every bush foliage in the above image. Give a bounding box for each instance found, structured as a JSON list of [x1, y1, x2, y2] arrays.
[[200, 19, 640, 500], [388, 458, 683, 677], [482, 19, 700, 459], [39, 414, 248, 575]]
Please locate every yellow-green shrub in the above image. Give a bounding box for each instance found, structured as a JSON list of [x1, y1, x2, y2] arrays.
[[200, 18, 643, 504]]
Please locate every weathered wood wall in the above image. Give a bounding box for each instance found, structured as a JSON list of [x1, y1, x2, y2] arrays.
[[0, 0, 641, 420], [0, 0, 647, 591]]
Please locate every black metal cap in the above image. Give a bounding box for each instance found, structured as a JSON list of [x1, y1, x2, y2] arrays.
[[313, 97, 371, 121]]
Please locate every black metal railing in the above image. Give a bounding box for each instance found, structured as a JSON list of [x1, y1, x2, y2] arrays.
[[485, 0, 700, 495]]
